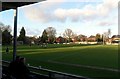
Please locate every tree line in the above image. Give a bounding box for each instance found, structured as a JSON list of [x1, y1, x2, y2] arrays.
[[0, 22, 111, 45]]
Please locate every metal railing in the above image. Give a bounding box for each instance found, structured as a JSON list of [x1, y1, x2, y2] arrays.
[[2, 60, 90, 79]]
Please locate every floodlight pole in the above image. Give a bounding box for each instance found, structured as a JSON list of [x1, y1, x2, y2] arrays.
[[13, 8, 18, 61]]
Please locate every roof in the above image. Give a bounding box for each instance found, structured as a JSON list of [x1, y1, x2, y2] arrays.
[[112, 35, 120, 38], [89, 35, 96, 38], [1, 0, 45, 11]]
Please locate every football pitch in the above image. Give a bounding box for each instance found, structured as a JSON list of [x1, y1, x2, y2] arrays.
[[2, 44, 119, 78]]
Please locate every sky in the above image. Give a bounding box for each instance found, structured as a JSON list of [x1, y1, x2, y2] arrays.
[[0, 0, 119, 37]]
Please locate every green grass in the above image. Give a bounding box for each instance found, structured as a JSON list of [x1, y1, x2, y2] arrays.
[[2, 44, 119, 78]]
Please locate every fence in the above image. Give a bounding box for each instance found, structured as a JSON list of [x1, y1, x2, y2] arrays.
[[2, 60, 90, 79]]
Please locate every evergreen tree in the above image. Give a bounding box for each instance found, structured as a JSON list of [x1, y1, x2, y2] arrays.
[[18, 27, 26, 44], [41, 30, 48, 43]]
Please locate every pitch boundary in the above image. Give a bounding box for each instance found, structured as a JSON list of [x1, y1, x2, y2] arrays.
[[48, 60, 120, 72]]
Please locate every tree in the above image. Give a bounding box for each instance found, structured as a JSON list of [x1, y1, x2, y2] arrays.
[[45, 27, 56, 44], [102, 29, 111, 45], [1, 24, 12, 45], [25, 37, 31, 45], [63, 28, 74, 42], [103, 32, 109, 45], [0, 22, 6, 31], [41, 30, 48, 43], [0, 23, 3, 44], [17, 27, 26, 44], [96, 33, 101, 42], [0, 23, 12, 32]]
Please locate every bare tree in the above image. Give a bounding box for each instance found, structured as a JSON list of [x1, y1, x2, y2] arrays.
[[103, 29, 112, 45], [63, 28, 74, 42], [103, 32, 109, 45], [45, 27, 56, 43], [0, 22, 4, 29], [0, 22, 11, 32], [0, 22, 12, 45]]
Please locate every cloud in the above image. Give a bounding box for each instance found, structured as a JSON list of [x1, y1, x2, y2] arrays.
[[23, 0, 119, 23], [24, 7, 52, 23], [96, 0, 119, 16], [97, 21, 115, 26], [37, 0, 65, 10], [54, 8, 67, 22], [24, 27, 41, 36]]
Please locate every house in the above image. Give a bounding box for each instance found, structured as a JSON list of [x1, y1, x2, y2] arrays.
[[111, 35, 120, 43], [78, 35, 87, 42], [87, 36, 96, 42], [56, 36, 65, 43], [72, 36, 79, 42]]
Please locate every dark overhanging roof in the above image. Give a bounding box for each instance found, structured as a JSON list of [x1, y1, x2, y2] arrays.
[[0, 0, 46, 11], [2, 2, 37, 10]]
